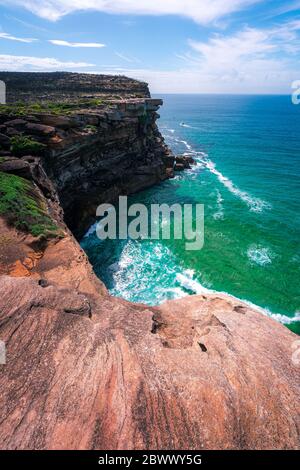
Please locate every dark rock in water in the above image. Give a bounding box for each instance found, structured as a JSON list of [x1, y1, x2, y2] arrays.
[[166, 167, 175, 178], [174, 163, 185, 171], [183, 155, 196, 165], [175, 155, 196, 169]]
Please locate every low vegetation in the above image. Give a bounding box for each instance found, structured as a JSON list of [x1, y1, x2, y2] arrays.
[[0, 171, 59, 237], [0, 98, 105, 117], [10, 135, 46, 157]]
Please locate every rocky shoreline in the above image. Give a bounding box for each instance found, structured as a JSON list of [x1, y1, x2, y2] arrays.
[[0, 72, 299, 450]]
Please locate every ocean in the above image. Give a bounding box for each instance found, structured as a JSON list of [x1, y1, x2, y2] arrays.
[[81, 94, 300, 334]]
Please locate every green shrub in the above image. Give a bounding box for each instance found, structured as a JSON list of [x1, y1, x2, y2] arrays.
[[0, 98, 105, 117], [10, 135, 46, 157], [0, 171, 59, 237], [84, 124, 98, 132]]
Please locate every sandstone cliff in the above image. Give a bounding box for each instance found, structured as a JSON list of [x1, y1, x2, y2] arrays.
[[0, 73, 299, 450], [0, 97, 173, 237]]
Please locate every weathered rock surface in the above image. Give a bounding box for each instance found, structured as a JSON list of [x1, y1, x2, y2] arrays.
[[0, 199, 299, 450], [0, 263, 299, 449]]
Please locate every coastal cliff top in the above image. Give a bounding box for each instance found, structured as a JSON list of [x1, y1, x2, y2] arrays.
[[0, 71, 150, 103]]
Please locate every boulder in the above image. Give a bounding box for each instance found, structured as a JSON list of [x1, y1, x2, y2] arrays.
[[174, 163, 185, 171], [0, 158, 31, 179], [175, 156, 191, 169], [25, 122, 56, 136], [4, 119, 27, 130], [5, 127, 19, 137], [183, 155, 196, 165], [35, 114, 79, 129]]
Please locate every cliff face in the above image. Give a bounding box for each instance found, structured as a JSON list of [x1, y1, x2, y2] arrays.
[[0, 98, 172, 237], [41, 99, 172, 237], [0, 73, 299, 450]]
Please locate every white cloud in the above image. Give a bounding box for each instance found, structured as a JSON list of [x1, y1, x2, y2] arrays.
[[0, 31, 37, 42], [49, 39, 106, 48], [269, 0, 300, 18], [99, 62, 299, 94], [0, 0, 261, 23], [115, 51, 140, 63], [100, 22, 300, 94], [0, 54, 95, 70]]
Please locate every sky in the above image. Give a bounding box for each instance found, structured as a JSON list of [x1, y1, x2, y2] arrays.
[[0, 0, 299, 94]]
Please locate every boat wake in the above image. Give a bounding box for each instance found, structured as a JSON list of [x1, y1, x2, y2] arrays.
[[180, 122, 198, 129]]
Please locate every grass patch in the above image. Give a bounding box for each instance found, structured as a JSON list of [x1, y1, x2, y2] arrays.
[[10, 135, 46, 157], [0, 99, 105, 117], [84, 124, 98, 132], [0, 171, 59, 237]]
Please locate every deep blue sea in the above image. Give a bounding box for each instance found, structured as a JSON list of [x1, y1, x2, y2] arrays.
[[82, 95, 300, 334]]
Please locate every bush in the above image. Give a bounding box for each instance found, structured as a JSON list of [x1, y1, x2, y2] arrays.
[[10, 135, 46, 157], [0, 171, 59, 237]]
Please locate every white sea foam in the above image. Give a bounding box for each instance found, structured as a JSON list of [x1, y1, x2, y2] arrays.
[[162, 128, 175, 134], [175, 269, 300, 325], [247, 245, 274, 266], [176, 272, 211, 295], [174, 137, 193, 151], [169, 132, 271, 213], [84, 221, 98, 238], [213, 189, 224, 220], [203, 159, 271, 213], [164, 287, 187, 298], [83, 207, 115, 238]]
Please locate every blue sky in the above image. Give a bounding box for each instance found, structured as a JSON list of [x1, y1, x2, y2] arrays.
[[0, 0, 299, 93]]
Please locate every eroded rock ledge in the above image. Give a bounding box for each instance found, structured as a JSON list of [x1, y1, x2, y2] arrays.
[[0, 73, 299, 450], [0, 97, 175, 238]]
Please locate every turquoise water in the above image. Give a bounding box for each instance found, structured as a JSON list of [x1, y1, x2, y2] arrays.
[[81, 95, 300, 334]]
